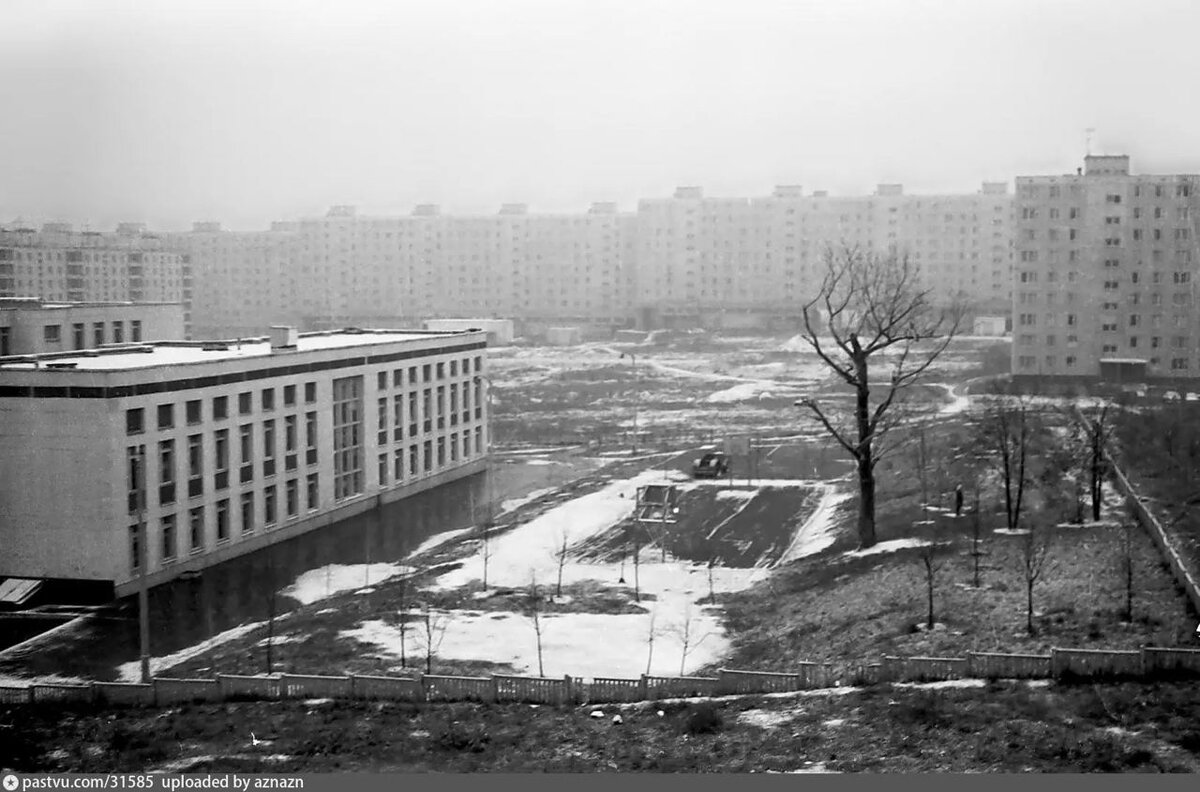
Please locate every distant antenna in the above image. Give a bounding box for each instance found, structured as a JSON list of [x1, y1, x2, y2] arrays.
[[1085, 127, 1096, 156]]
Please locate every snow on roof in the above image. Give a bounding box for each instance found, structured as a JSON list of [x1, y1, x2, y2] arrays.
[[0, 330, 475, 371]]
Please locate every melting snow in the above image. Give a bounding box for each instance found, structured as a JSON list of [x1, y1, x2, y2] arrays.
[[407, 527, 474, 558], [282, 563, 415, 606], [499, 487, 559, 515], [845, 538, 931, 558], [777, 485, 853, 565], [116, 619, 267, 682]]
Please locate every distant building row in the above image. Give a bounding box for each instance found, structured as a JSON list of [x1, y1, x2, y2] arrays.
[[1, 183, 1016, 338]]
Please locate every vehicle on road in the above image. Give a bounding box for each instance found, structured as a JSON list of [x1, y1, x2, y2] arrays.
[[692, 451, 729, 479]]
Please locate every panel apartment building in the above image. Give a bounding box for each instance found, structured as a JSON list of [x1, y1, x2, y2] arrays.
[[0, 326, 489, 597], [633, 183, 1013, 330], [176, 204, 635, 338], [1012, 155, 1200, 386], [0, 223, 193, 337]]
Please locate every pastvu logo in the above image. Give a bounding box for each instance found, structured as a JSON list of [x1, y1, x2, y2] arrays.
[[3, 773, 19, 792]]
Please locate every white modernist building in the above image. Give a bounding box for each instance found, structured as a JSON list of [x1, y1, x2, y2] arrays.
[[0, 326, 489, 597]]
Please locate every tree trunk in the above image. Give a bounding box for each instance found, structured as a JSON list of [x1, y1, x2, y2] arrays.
[[1026, 577, 1035, 634], [856, 456, 877, 548], [926, 564, 935, 630]]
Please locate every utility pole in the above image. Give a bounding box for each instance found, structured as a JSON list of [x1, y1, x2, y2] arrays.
[[135, 445, 150, 684], [474, 374, 496, 590]]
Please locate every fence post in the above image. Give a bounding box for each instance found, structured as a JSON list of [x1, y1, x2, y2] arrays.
[[562, 675, 573, 706]]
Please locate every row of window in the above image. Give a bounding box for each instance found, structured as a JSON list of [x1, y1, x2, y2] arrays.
[[1017, 355, 1192, 371], [42, 320, 143, 347]]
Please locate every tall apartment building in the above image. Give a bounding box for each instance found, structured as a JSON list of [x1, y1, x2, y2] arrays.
[[0, 223, 192, 337], [634, 183, 1013, 328], [0, 326, 489, 596], [1013, 155, 1200, 385], [0, 298, 184, 356]]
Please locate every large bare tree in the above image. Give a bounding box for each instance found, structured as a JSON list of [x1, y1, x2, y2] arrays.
[[797, 245, 963, 548]]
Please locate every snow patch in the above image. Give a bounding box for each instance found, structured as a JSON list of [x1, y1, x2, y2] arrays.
[[499, 487, 558, 515], [893, 679, 987, 690], [282, 563, 415, 606], [704, 383, 775, 403], [845, 538, 932, 558], [116, 620, 267, 682], [776, 485, 853, 565], [407, 527, 473, 558], [736, 708, 799, 729], [715, 489, 757, 502]]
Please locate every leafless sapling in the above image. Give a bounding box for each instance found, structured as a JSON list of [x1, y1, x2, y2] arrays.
[[977, 392, 1038, 532], [645, 608, 657, 676], [1118, 504, 1138, 622], [1019, 525, 1052, 634], [523, 572, 546, 677], [551, 528, 571, 598], [412, 602, 450, 675], [915, 522, 947, 630], [796, 245, 963, 549], [671, 600, 713, 676]]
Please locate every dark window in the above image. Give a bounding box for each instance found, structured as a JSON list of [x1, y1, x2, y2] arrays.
[[305, 382, 317, 403], [377, 371, 387, 390], [283, 384, 296, 406], [240, 491, 254, 535], [239, 392, 252, 415], [126, 408, 145, 435], [189, 507, 204, 553], [262, 388, 275, 412], [306, 473, 319, 511], [157, 403, 174, 430], [93, 322, 105, 346], [186, 400, 202, 425], [213, 395, 228, 420], [161, 515, 177, 562], [216, 499, 230, 543], [131, 320, 142, 342], [72, 323, 85, 349]]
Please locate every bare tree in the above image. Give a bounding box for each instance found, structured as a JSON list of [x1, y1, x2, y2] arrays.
[[396, 574, 409, 668], [915, 523, 946, 630], [522, 572, 546, 677], [796, 245, 963, 549], [670, 601, 713, 676], [1081, 403, 1114, 522], [1019, 525, 1052, 634], [645, 608, 657, 676], [969, 484, 985, 589], [633, 538, 641, 603], [1118, 507, 1138, 622], [977, 393, 1038, 532], [706, 556, 717, 604], [551, 528, 571, 598], [411, 602, 450, 674]]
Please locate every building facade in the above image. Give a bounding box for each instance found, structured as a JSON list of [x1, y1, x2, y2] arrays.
[[0, 298, 185, 356], [0, 223, 192, 337], [0, 327, 489, 596], [1013, 156, 1200, 385]]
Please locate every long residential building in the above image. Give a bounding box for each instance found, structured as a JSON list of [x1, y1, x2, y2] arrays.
[[0, 298, 184, 356], [1013, 155, 1200, 385], [0, 326, 489, 597], [0, 223, 192, 337]]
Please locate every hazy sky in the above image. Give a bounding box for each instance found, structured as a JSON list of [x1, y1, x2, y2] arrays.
[[2, 0, 1199, 231]]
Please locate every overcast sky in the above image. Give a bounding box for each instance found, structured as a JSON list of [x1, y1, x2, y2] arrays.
[[1, 0, 1198, 231]]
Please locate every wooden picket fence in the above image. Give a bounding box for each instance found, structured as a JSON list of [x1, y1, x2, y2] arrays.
[[4, 647, 1197, 709]]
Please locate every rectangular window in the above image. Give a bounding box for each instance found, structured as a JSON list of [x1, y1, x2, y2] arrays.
[[450, 432, 458, 462], [262, 388, 275, 412], [378, 397, 388, 445], [475, 426, 483, 455], [449, 384, 459, 426], [158, 439, 176, 505], [379, 453, 389, 487], [394, 449, 404, 482], [393, 393, 404, 442], [408, 366, 417, 385], [332, 376, 364, 501], [161, 514, 177, 563], [157, 403, 174, 430], [409, 391, 418, 436], [393, 369, 403, 388], [187, 434, 203, 498], [43, 324, 61, 344], [409, 445, 419, 477], [284, 415, 297, 471], [263, 419, 276, 477], [463, 432, 471, 459], [239, 424, 254, 483], [305, 411, 318, 465], [213, 395, 228, 421], [240, 491, 254, 535], [93, 322, 104, 347], [126, 408, 145, 435], [216, 499, 230, 543], [239, 392, 252, 415], [112, 322, 124, 344], [423, 440, 432, 472], [306, 473, 319, 511], [264, 486, 277, 526], [214, 428, 229, 490], [286, 479, 299, 518], [130, 321, 142, 342], [283, 384, 296, 407], [450, 360, 458, 377], [436, 386, 445, 429], [129, 525, 141, 573], [422, 389, 432, 433], [189, 507, 204, 554], [377, 371, 388, 390], [437, 437, 445, 468], [437, 362, 445, 379], [127, 444, 146, 513], [305, 381, 317, 403], [423, 364, 431, 383], [186, 399, 202, 425]]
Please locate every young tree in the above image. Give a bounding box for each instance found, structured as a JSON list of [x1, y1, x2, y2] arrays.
[[670, 601, 712, 676], [796, 245, 963, 549], [1019, 525, 1052, 634], [915, 523, 946, 630], [523, 573, 546, 677], [1082, 403, 1114, 522], [396, 574, 410, 668], [551, 528, 571, 598], [1118, 506, 1138, 622], [645, 608, 657, 676], [412, 602, 450, 674], [969, 484, 985, 589], [977, 393, 1038, 532]]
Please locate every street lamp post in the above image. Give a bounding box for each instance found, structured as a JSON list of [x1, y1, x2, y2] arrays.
[[620, 351, 639, 455]]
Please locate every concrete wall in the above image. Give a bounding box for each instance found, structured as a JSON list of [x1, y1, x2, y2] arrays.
[[0, 302, 185, 355]]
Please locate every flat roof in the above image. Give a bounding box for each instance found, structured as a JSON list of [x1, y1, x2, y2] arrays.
[[0, 329, 480, 372]]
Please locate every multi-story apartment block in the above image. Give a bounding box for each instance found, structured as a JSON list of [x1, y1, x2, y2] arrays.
[[0, 298, 184, 356], [1013, 155, 1200, 386], [634, 183, 1013, 328], [0, 223, 192, 337], [0, 326, 489, 596]]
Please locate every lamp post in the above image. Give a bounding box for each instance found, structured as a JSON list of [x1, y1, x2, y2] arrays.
[[620, 351, 639, 455], [134, 446, 150, 684]]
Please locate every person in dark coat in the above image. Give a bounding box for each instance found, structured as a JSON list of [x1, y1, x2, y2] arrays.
[[954, 484, 964, 517]]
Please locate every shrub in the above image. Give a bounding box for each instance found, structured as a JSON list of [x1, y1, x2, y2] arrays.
[[436, 720, 491, 752], [683, 703, 724, 735]]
